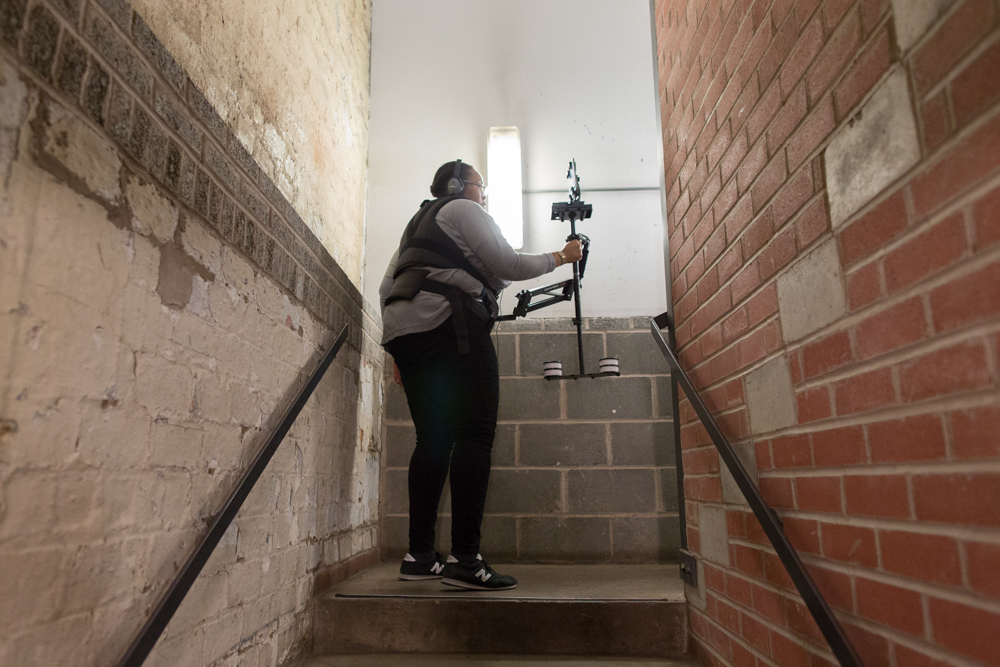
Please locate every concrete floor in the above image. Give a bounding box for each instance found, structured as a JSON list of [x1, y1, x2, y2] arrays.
[[297, 656, 695, 666], [325, 563, 685, 601]]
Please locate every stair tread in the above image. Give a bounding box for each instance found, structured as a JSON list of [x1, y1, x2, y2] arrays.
[[322, 563, 685, 602], [295, 655, 695, 666]]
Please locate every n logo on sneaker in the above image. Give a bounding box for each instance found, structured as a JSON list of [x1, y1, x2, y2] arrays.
[[431, 562, 444, 574], [475, 568, 492, 582]]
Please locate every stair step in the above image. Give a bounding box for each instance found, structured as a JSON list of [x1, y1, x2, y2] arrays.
[[296, 655, 696, 666], [314, 564, 687, 658]]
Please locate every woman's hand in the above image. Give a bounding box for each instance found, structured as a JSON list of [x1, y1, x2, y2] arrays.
[[556, 239, 584, 266], [393, 362, 403, 387]]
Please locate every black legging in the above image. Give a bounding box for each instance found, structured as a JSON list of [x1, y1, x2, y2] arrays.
[[385, 315, 499, 557]]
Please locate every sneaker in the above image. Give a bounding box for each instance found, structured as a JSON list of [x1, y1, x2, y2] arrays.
[[399, 552, 446, 580], [441, 554, 517, 590]]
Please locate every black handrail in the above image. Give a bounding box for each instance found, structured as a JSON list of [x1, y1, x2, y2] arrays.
[[650, 314, 863, 667], [116, 324, 350, 667]]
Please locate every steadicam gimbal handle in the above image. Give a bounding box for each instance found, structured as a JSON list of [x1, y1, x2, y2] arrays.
[[567, 233, 591, 280]]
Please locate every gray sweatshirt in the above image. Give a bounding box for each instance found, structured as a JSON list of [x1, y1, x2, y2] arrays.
[[379, 198, 557, 344]]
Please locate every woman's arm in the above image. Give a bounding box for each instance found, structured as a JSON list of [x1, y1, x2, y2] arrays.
[[453, 200, 583, 280]]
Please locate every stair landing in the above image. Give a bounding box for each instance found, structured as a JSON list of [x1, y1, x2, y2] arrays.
[[297, 656, 695, 666], [313, 563, 688, 658]]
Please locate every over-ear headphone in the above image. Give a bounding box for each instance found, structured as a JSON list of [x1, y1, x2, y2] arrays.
[[446, 159, 465, 196]]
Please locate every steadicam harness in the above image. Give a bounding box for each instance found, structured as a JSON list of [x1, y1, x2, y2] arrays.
[[384, 160, 498, 354]]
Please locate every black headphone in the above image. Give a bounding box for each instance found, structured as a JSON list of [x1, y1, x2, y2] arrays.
[[446, 159, 465, 196]]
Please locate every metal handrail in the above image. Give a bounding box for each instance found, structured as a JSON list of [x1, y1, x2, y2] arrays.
[[650, 313, 863, 667], [116, 324, 350, 667]]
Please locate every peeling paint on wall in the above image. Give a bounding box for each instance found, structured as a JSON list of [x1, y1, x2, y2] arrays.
[[0, 44, 382, 666]]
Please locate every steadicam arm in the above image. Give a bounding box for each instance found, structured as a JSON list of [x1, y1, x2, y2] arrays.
[[496, 160, 618, 380]]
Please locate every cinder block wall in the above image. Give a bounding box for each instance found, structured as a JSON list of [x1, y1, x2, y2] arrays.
[[381, 317, 681, 563], [655, 0, 1000, 666], [0, 1, 380, 666]]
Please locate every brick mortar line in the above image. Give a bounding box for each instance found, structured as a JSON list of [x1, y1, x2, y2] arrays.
[[41, 0, 374, 331], [679, 1, 717, 79], [677, 310, 782, 386], [669, 0, 892, 230], [732, 506, 1000, 544], [678, 401, 745, 421], [920, 594, 937, 659], [916, 27, 1000, 103], [794, 551, 1000, 616], [605, 422, 613, 465], [793, 318, 1000, 390], [670, 22, 943, 297], [679, 382, 1000, 440], [801, 274, 1000, 381], [663, 4, 751, 141], [692, 554, 858, 633], [690, 598, 835, 665], [691, 602, 836, 667], [559, 469, 568, 513], [681, 309, 1000, 402], [895, 0, 969, 60], [679, 318, 785, 394], [674, 184, 825, 349], [840, 177, 1000, 276], [663, 15, 764, 215], [746, 457, 1000, 477], [904, 2, 1000, 95], [880, 89, 1000, 204], [833, 120, 1000, 270], [724, 533, 992, 609], [849, 614, 987, 667]]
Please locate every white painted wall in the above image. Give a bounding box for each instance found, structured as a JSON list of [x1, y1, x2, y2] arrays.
[[363, 0, 666, 318]]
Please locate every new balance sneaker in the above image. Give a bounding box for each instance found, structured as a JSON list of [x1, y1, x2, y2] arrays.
[[398, 552, 446, 580], [441, 554, 517, 590]]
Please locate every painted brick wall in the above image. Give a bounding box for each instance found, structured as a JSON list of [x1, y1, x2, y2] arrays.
[[654, 0, 1000, 665], [381, 317, 681, 563], [0, 0, 380, 665]]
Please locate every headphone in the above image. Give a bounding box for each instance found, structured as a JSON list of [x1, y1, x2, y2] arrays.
[[446, 159, 465, 196]]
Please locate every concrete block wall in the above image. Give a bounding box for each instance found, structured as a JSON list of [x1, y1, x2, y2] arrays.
[[380, 317, 682, 563], [0, 1, 379, 665], [654, 0, 1000, 666]]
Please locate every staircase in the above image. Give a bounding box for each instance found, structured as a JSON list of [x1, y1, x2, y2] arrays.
[[299, 562, 692, 665], [293, 319, 692, 665]]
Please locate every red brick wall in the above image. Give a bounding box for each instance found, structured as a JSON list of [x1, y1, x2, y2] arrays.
[[654, 0, 1000, 665]]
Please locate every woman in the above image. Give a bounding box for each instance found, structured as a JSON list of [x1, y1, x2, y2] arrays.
[[379, 160, 582, 590]]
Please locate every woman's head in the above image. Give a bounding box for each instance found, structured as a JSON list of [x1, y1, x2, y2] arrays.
[[430, 160, 485, 205]]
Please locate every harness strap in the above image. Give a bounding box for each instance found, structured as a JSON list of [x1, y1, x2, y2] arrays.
[[396, 236, 490, 287], [420, 279, 491, 355], [392, 196, 495, 295]]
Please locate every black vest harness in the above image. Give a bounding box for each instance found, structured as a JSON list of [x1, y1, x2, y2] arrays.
[[385, 196, 498, 353]]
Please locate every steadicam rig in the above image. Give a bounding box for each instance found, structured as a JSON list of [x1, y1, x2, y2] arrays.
[[497, 160, 619, 380]]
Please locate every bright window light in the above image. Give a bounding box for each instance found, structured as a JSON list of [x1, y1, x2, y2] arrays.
[[487, 126, 524, 249]]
